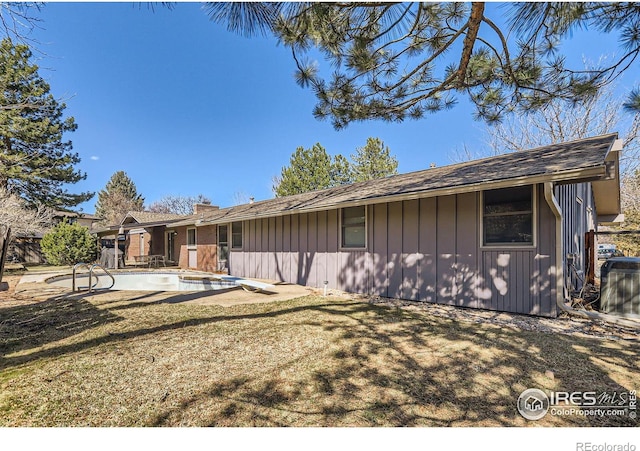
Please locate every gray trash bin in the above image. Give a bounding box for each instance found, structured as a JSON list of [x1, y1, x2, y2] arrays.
[[100, 246, 124, 269]]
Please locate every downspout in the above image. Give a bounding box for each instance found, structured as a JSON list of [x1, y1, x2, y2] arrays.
[[543, 182, 639, 329]]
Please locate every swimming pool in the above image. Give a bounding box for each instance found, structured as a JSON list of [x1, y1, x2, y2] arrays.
[[47, 271, 239, 292]]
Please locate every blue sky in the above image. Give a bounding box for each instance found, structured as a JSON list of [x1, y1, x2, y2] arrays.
[[22, 2, 640, 214]]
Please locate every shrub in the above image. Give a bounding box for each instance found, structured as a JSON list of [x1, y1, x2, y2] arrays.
[[41, 220, 98, 265]]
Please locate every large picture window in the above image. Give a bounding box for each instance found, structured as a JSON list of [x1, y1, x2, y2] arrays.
[[341, 206, 366, 248], [483, 186, 533, 245], [231, 221, 243, 249]]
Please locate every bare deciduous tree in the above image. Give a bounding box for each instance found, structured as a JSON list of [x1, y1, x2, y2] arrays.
[[480, 83, 640, 176], [1, 187, 53, 282], [450, 79, 640, 222], [147, 194, 211, 216], [231, 191, 251, 206], [621, 171, 640, 212], [614, 169, 640, 256], [0, 187, 53, 237], [0, 2, 43, 44]]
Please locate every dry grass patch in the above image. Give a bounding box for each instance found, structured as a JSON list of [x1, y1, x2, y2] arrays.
[[1, 288, 638, 427]]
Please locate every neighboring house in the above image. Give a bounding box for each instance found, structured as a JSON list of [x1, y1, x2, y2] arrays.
[[54, 210, 100, 229], [105, 134, 623, 318]]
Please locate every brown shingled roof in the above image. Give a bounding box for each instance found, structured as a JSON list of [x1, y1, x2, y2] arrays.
[[122, 211, 187, 224], [174, 133, 621, 227], [92, 211, 189, 235]]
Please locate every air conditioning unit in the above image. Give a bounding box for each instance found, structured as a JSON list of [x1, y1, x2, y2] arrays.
[[599, 257, 640, 319]]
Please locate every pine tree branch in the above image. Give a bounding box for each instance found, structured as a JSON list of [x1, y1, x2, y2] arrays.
[[456, 2, 484, 88]]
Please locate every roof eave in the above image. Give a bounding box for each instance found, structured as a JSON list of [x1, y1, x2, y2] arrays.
[[592, 139, 622, 217], [597, 213, 625, 226], [199, 165, 607, 226], [94, 218, 186, 236]]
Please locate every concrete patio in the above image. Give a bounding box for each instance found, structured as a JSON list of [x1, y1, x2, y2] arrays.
[[3, 270, 321, 308]]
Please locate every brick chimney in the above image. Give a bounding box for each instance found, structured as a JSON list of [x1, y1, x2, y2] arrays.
[[193, 203, 219, 214]]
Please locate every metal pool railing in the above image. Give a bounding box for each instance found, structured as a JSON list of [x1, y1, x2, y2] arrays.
[[72, 262, 115, 292]]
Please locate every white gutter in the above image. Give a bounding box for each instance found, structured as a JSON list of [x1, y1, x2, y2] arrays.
[[543, 182, 640, 329]]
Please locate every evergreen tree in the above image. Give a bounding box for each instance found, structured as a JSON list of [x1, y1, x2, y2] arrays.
[[0, 38, 92, 208], [330, 154, 353, 187], [41, 220, 98, 266], [350, 138, 398, 183], [207, 3, 640, 127], [273, 139, 401, 196], [95, 171, 144, 224], [273, 144, 332, 197], [273, 143, 352, 197]]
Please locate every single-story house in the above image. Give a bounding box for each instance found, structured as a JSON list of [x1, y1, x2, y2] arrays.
[[111, 134, 624, 317], [95, 210, 206, 264]]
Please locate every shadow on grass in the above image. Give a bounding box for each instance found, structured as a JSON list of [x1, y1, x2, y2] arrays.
[[0, 293, 353, 372], [0, 293, 122, 364], [1, 289, 638, 427], [147, 302, 639, 427]]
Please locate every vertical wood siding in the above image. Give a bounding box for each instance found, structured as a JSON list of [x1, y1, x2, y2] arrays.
[[227, 183, 560, 317], [556, 182, 596, 292], [436, 195, 457, 306], [456, 193, 478, 309], [401, 200, 420, 301], [327, 210, 339, 289], [419, 197, 438, 303]]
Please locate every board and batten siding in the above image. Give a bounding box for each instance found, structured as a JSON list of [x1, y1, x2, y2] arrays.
[[228, 184, 558, 317], [555, 182, 597, 290]]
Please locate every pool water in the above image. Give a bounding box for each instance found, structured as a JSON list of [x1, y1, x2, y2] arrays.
[[47, 272, 238, 292]]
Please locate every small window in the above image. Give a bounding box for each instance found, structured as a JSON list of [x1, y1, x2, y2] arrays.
[[483, 186, 533, 245], [187, 228, 196, 247], [219, 225, 228, 245], [218, 225, 229, 264], [231, 221, 243, 249], [341, 206, 366, 248]]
